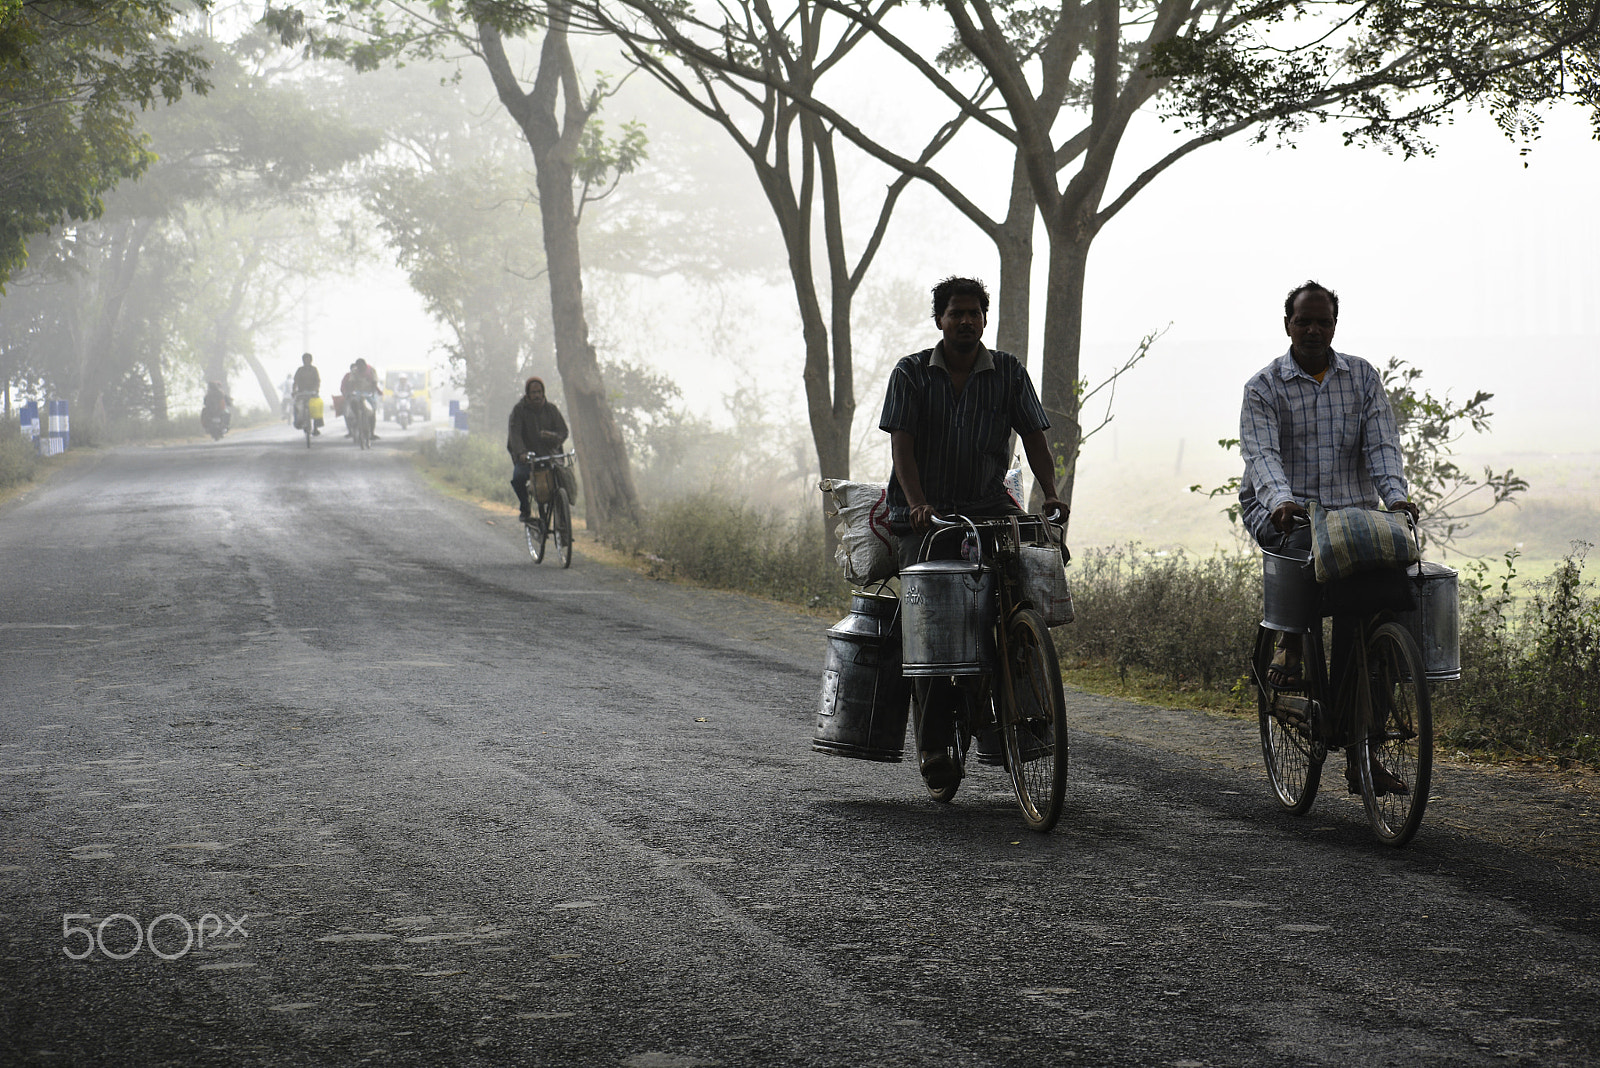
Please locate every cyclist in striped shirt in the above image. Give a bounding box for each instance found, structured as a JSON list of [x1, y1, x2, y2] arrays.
[[879, 276, 1067, 791]]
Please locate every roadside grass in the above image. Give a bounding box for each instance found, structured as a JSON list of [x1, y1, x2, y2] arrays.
[[0, 417, 40, 494]]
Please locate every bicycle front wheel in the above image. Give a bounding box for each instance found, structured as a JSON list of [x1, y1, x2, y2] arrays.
[[1255, 627, 1324, 814], [525, 502, 548, 564], [999, 608, 1068, 832], [1359, 621, 1433, 846], [553, 489, 573, 568]]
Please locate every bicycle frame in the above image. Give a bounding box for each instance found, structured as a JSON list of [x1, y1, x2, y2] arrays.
[[909, 512, 1071, 831]]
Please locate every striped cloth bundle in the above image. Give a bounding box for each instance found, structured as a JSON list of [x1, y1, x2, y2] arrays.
[[1309, 502, 1420, 584]]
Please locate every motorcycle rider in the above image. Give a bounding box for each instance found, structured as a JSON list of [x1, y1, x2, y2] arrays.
[[291, 353, 323, 435], [201, 381, 232, 436], [393, 374, 414, 426]]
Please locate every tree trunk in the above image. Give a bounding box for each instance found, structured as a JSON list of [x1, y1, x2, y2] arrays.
[[75, 218, 150, 437], [148, 357, 168, 422], [237, 349, 279, 412], [991, 157, 1036, 362], [1035, 232, 1092, 533], [479, 19, 640, 533]]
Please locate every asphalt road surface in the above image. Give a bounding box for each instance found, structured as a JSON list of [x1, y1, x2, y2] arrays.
[[2, 425, 1597, 1068]]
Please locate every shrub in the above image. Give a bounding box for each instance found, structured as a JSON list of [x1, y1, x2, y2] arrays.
[[1440, 544, 1600, 761], [630, 492, 850, 612], [0, 417, 39, 490], [1058, 545, 1261, 690], [415, 433, 517, 505]]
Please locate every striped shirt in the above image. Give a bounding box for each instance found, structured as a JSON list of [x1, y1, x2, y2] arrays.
[[878, 343, 1049, 526], [1239, 348, 1409, 541]]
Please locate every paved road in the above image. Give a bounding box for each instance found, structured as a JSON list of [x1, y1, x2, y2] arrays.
[[2, 427, 1597, 1067]]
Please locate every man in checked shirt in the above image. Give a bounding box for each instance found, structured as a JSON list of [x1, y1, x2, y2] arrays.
[[1239, 280, 1421, 795], [879, 276, 1067, 792]]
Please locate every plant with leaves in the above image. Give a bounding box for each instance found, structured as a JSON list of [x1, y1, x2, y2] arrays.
[[0, 0, 212, 287], [3, 30, 379, 433]]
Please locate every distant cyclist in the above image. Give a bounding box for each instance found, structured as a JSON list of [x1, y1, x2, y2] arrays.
[[291, 352, 323, 436], [507, 376, 572, 523]]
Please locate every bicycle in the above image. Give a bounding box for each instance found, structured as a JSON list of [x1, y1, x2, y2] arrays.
[[523, 451, 576, 569], [900, 513, 1072, 832], [348, 390, 379, 450], [292, 391, 319, 449], [1252, 520, 1434, 846]]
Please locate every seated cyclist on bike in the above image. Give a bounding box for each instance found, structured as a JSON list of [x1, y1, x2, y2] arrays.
[[507, 376, 574, 524], [1239, 280, 1421, 795], [879, 275, 1066, 792], [291, 352, 323, 435]]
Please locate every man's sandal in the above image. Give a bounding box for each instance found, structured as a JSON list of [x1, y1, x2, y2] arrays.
[[1266, 646, 1303, 690]]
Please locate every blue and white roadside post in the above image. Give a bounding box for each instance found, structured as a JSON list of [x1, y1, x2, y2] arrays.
[[20, 401, 40, 448], [46, 400, 70, 454]]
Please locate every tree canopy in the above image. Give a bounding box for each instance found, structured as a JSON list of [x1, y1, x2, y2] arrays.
[[0, 0, 212, 285]]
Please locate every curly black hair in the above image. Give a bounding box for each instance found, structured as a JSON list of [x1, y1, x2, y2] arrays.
[[1284, 280, 1339, 320], [931, 276, 990, 322]]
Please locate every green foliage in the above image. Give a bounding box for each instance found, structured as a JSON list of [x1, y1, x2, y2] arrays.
[[1382, 358, 1528, 551], [0, 415, 38, 489], [0, 0, 212, 285], [1441, 544, 1600, 761], [415, 431, 513, 502], [1147, 0, 1600, 157], [1056, 545, 1262, 691]]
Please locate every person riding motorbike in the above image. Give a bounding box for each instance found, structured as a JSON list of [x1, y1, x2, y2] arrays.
[[393, 374, 415, 428], [201, 381, 232, 438]]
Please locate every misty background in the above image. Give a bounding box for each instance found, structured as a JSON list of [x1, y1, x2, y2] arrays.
[[7, 12, 1597, 559]]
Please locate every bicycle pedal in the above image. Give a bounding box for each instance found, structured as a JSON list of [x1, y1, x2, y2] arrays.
[[1272, 693, 1312, 727]]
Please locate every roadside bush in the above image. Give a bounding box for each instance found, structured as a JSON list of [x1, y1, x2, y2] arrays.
[[1440, 545, 1600, 761], [0, 417, 39, 489], [415, 433, 514, 505], [631, 492, 850, 612], [1059, 545, 1261, 691]]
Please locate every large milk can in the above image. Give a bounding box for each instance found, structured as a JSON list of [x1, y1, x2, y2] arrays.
[[900, 559, 998, 676], [813, 591, 912, 762], [1400, 560, 1461, 681]]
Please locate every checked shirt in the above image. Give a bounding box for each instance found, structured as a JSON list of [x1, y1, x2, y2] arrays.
[[1239, 348, 1409, 543]]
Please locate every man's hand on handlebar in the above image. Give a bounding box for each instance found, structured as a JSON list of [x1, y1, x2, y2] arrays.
[[1389, 500, 1421, 526], [1040, 496, 1068, 524], [908, 503, 939, 532], [1271, 500, 1309, 533]]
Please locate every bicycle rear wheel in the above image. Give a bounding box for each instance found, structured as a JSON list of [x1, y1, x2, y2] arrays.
[[999, 608, 1068, 832], [1255, 627, 1325, 814], [552, 488, 573, 568], [1359, 621, 1433, 846]]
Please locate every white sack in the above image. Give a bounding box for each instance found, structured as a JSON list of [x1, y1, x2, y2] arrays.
[[819, 479, 895, 586]]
